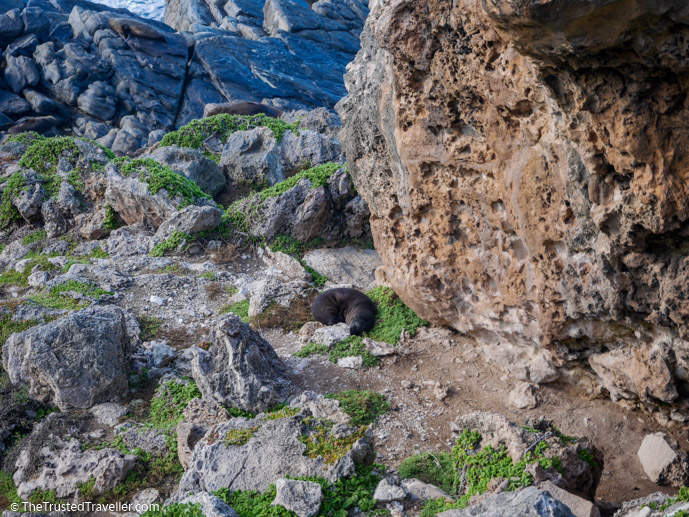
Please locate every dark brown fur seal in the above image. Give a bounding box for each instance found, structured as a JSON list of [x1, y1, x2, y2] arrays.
[[311, 288, 376, 336], [7, 116, 60, 134], [203, 101, 284, 119], [109, 18, 165, 41]]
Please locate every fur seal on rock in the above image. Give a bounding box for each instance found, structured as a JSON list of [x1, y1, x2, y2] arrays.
[[203, 101, 284, 119], [109, 18, 165, 41], [311, 288, 376, 336]]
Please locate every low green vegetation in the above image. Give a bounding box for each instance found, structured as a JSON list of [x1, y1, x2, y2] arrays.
[[0, 253, 57, 287], [115, 158, 211, 207], [324, 391, 390, 427], [159, 113, 299, 151], [0, 172, 26, 228], [656, 486, 689, 511], [219, 299, 250, 322], [138, 315, 163, 341], [22, 230, 47, 245], [4, 131, 45, 146], [406, 428, 569, 516], [0, 472, 65, 510], [213, 464, 388, 517], [224, 426, 260, 446], [199, 271, 217, 281], [268, 234, 328, 287], [258, 162, 341, 201], [103, 203, 123, 230], [299, 420, 367, 465], [141, 502, 204, 517], [150, 231, 192, 257], [148, 379, 202, 428], [294, 342, 329, 358], [28, 280, 113, 310], [19, 136, 80, 198]]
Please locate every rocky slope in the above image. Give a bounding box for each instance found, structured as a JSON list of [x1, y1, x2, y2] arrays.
[[0, 0, 366, 155], [340, 0, 689, 414]]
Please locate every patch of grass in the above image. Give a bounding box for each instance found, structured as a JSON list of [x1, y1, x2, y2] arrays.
[[263, 406, 300, 420], [578, 448, 598, 469], [141, 503, 203, 517], [199, 271, 217, 281], [115, 157, 212, 206], [224, 426, 260, 446], [159, 113, 299, 150], [294, 342, 330, 358], [219, 299, 250, 323], [324, 391, 389, 427], [19, 136, 79, 197], [138, 315, 163, 341], [224, 406, 256, 419], [300, 420, 367, 465], [0, 254, 57, 287], [150, 231, 192, 257], [0, 471, 20, 508], [148, 379, 202, 428], [22, 230, 47, 245], [28, 280, 113, 310], [398, 452, 456, 494], [366, 286, 428, 344], [5, 131, 45, 146], [213, 463, 388, 517], [328, 336, 380, 367], [659, 486, 689, 511], [0, 172, 26, 228]]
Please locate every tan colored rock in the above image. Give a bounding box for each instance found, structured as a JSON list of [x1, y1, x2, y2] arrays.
[[509, 382, 538, 410], [539, 481, 600, 517], [339, 0, 689, 405], [637, 432, 689, 487], [177, 398, 230, 469], [261, 247, 311, 282]]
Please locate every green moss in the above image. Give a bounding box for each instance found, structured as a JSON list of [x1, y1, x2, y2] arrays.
[[398, 452, 455, 494], [294, 342, 330, 358], [324, 391, 389, 427], [263, 406, 300, 420], [22, 230, 47, 245], [199, 271, 217, 281], [225, 426, 260, 446], [299, 421, 367, 465], [328, 336, 380, 367], [138, 315, 163, 341], [0, 471, 21, 508], [224, 406, 257, 419], [159, 113, 299, 151], [577, 448, 598, 469], [148, 379, 202, 428], [19, 136, 79, 198], [219, 299, 250, 322], [115, 157, 212, 206], [259, 162, 341, 201], [4, 131, 45, 146], [303, 264, 327, 287], [0, 172, 26, 228], [28, 280, 113, 310], [141, 503, 204, 517], [150, 231, 192, 257], [0, 254, 57, 287]]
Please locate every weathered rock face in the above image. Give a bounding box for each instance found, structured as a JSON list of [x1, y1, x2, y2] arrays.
[[340, 0, 689, 408]]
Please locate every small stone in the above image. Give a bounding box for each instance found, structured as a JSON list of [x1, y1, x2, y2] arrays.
[[509, 382, 538, 409], [149, 340, 176, 368], [337, 356, 363, 369], [90, 402, 130, 427], [150, 295, 165, 306], [401, 478, 451, 501], [538, 481, 600, 517], [310, 323, 350, 347], [272, 478, 323, 517], [637, 432, 689, 487], [364, 337, 397, 357], [373, 478, 406, 503]]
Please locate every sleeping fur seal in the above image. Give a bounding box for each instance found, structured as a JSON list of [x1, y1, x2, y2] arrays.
[[203, 101, 284, 119], [311, 288, 376, 336], [109, 18, 165, 41]]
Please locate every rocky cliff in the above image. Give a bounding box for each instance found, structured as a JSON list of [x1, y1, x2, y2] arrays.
[[340, 0, 689, 409], [0, 0, 366, 154]]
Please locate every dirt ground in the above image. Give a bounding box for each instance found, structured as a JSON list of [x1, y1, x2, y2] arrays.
[[265, 325, 683, 510]]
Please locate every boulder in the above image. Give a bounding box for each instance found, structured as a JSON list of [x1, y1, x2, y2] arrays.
[[220, 127, 284, 187], [289, 391, 350, 424], [637, 433, 689, 487], [2, 306, 133, 410], [373, 478, 406, 503], [90, 402, 130, 427], [278, 129, 343, 174], [190, 315, 294, 412], [147, 145, 226, 197], [272, 479, 323, 517], [538, 481, 600, 517], [154, 205, 223, 243], [437, 486, 575, 517], [177, 398, 230, 469], [303, 247, 382, 290], [178, 493, 239, 517], [77, 81, 116, 121], [260, 247, 311, 282], [310, 323, 350, 348], [509, 383, 538, 410], [4, 54, 40, 93], [248, 276, 309, 317], [401, 478, 451, 502]]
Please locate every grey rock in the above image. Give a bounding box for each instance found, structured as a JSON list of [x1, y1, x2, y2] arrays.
[[148, 340, 176, 367], [77, 81, 116, 121], [24, 89, 63, 114], [248, 276, 309, 317], [13, 419, 137, 499], [0, 9, 23, 42], [437, 487, 575, 516], [2, 306, 133, 410], [337, 356, 363, 369], [292, 186, 331, 242], [303, 246, 382, 290], [14, 182, 45, 223], [154, 205, 223, 243], [90, 402, 130, 427], [278, 129, 342, 174], [273, 478, 323, 517], [373, 478, 407, 503], [4, 54, 40, 93], [401, 478, 451, 502], [103, 225, 155, 257], [509, 383, 539, 410], [637, 432, 689, 487], [117, 424, 168, 455], [0, 89, 30, 115], [191, 314, 294, 412], [5, 33, 39, 57], [310, 323, 350, 348], [41, 198, 70, 238], [343, 196, 370, 238], [220, 127, 284, 187], [178, 493, 239, 517], [177, 398, 230, 468], [364, 338, 397, 357], [260, 247, 311, 282], [538, 482, 601, 517], [290, 391, 350, 424], [147, 145, 226, 196]]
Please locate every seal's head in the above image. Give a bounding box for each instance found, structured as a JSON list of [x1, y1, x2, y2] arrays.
[[349, 317, 367, 336]]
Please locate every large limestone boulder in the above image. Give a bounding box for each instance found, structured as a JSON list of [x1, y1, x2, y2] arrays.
[[2, 306, 134, 410], [190, 314, 294, 412], [220, 127, 284, 187], [338, 0, 689, 408], [437, 486, 575, 517], [637, 432, 689, 487], [147, 145, 227, 197]]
